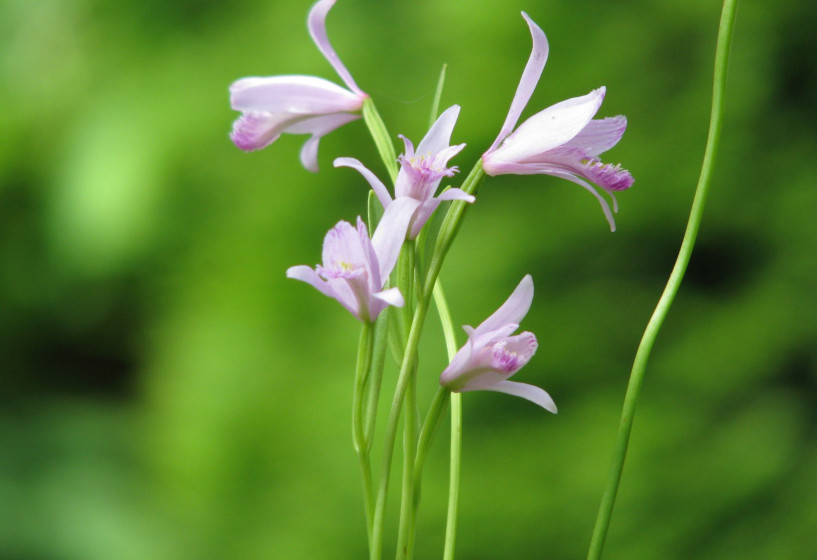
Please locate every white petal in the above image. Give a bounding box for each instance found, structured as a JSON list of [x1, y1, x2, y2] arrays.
[[493, 88, 606, 163], [473, 275, 534, 338], [416, 105, 461, 156], [370, 197, 420, 280], [481, 380, 557, 413], [563, 116, 627, 157], [230, 75, 363, 114], [373, 287, 404, 308]]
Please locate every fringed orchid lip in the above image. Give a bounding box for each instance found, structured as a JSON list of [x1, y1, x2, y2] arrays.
[[228, 0, 367, 172], [482, 13, 633, 231], [439, 275, 557, 413]]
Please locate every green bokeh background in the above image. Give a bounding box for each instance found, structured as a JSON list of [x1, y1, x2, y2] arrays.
[[2, 0, 816, 558]]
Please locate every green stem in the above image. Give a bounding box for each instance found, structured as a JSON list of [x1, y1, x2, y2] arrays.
[[371, 160, 484, 560], [585, 1, 738, 558], [410, 387, 452, 549], [424, 161, 485, 296], [395, 243, 426, 560], [365, 309, 390, 447], [414, 387, 451, 479], [396, 278, 459, 559], [396, 288, 419, 560], [371, 298, 430, 560], [354, 323, 376, 547], [443, 393, 462, 560], [432, 281, 462, 560]]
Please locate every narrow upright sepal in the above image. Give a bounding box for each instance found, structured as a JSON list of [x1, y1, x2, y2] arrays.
[[228, 0, 367, 171]]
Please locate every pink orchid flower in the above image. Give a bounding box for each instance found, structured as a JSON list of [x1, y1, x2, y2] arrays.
[[481, 13, 633, 231], [229, 0, 367, 172], [286, 198, 419, 323], [334, 105, 474, 239], [440, 275, 557, 413]]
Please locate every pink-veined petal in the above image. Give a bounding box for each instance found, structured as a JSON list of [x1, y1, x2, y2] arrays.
[[308, 0, 365, 95], [399, 134, 416, 159], [468, 323, 520, 363], [563, 116, 628, 157], [488, 13, 549, 152], [334, 157, 393, 209], [370, 197, 420, 280], [473, 275, 534, 338], [579, 161, 633, 192], [291, 113, 361, 172], [321, 220, 369, 274], [480, 380, 557, 413], [492, 88, 606, 163], [355, 216, 381, 291], [439, 334, 478, 387], [408, 200, 439, 240], [230, 75, 363, 114], [230, 111, 302, 152], [416, 105, 461, 156], [324, 276, 364, 319], [490, 332, 538, 374]]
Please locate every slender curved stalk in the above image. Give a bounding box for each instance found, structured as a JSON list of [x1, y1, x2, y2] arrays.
[[371, 298, 429, 560], [443, 393, 462, 560], [396, 256, 420, 560], [432, 281, 463, 560], [586, 1, 739, 558], [365, 310, 390, 446], [354, 323, 376, 545], [371, 159, 485, 560], [414, 387, 451, 479], [396, 280, 461, 559]]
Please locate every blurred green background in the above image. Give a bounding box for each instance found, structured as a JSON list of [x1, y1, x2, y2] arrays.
[[2, 0, 816, 558]]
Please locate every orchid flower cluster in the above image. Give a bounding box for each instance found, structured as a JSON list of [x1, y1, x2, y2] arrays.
[[229, 1, 632, 558]]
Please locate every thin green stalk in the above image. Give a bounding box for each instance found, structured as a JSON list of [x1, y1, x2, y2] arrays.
[[432, 281, 462, 560], [395, 243, 427, 560], [443, 393, 462, 560], [371, 298, 430, 560], [396, 279, 458, 559], [396, 243, 420, 559], [389, 243, 414, 364], [371, 159, 484, 560], [365, 310, 390, 447], [433, 282, 459, 359], [409, 387, 452, 554], [424, 161, 485, 296], [354, 323, 376, 545], [414, 387, 451, 479], [586, 1, 738, 558], [396, 367, 419, 560]]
